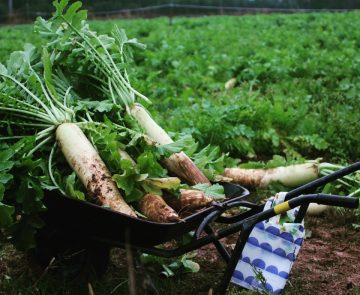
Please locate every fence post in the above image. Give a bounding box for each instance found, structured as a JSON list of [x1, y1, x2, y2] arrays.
[[219, 0, 224, 15], [8, 0, 13, 23], [168, 1, 174, 26], [26, 1, 30, 22]]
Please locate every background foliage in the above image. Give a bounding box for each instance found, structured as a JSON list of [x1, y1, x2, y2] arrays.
[[0, 12, 359, 163]]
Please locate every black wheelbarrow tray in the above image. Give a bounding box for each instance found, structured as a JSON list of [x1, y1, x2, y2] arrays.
[[35, 162, 360, 294]]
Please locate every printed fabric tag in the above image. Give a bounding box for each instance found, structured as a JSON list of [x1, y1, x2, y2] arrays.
[[231, 192, 305, 294]]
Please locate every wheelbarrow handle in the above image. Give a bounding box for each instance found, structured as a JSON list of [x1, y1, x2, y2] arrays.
[[194, 201, 260, 239], [285, 161, 360, 200], [247, 193, 359, 225], [288, 194, 359, 209]]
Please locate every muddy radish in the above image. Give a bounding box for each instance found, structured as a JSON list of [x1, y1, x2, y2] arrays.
[[56, 123, 137, 217], [224, 163, 319, 188], [138, 193, 180, 222]]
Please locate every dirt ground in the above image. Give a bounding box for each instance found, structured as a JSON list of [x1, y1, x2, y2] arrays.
[[0, 213, 359, 295], [287, 216, 360, 295], [178, 213, 360, 295]]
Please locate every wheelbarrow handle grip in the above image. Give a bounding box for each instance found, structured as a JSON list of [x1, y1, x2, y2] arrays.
[[288, 194, 359, 209]]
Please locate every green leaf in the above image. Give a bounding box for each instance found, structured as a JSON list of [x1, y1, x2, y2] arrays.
[[7, 51, 26, 75], [266, 155, 289, 168], [291, 134, 329, 151], [144, 177, 180, 190], [137, 151, 166, 178], [42, 48, 58, 100], [192, 183, 225, 199], [141, 182, 162, 196], [125, 188, 143, 203], [181, 256, 200, 273], [140, 253, 198, 278], [0, 184, 4, 201], [352, 224, 360, 230], [113, 174, 134, 197], [65, 173, 85, 201], [0, 63, 8, 75], [53, 0, 69, 17], [0, 202, 14, 227], [157, 135, 195, 157], [0, 149, 14, 162], [112, 159, 142, 199], [161, 264, 175, 277], [72, 10, 88, 29], [76, 100, 116, 113], [0, 161, 14, 172], [192, 144, 229, 180], [34, 16, 52, 34], [63, 1, 82, 22], [0, 174, 13, 185], [23, 43, 36, 64], [140, 253, 166, 265], [14, 176, 44, 214]]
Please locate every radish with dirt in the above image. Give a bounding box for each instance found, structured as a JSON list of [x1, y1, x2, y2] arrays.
[[34, 0, 210, 187], [0, 47, 137, 217]]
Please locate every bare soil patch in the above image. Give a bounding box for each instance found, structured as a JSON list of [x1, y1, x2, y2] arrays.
[[288, 217, 360, 295], [0, 215, 359, 295]]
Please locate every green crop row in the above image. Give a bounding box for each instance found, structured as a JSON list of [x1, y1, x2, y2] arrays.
[[1, 12, 359, 162]]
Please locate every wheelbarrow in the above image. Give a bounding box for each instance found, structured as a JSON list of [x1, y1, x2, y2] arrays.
[[34, 162, 360, 294]]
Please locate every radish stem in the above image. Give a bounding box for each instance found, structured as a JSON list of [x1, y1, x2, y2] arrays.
[[130, 104, 210, 185]]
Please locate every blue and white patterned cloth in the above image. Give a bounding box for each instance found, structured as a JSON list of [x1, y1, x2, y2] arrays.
[[231, 192, 305, 294]]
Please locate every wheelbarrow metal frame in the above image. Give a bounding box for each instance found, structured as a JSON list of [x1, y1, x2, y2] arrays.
[[36, 162, 360, 295]]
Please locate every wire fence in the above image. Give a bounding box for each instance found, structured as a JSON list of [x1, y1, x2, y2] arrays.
[[1, 2, 359, 24]]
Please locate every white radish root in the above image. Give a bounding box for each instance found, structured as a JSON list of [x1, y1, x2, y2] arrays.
[[138, 193, 180, 222], [163, 152, 210, 185], [179, 189, 213, 210], [224, 163, 319, 188], [307, 204, 329, 216], [130, 104, 173, 145], [56, 123, 136, 217], [130, 104, 210, 185], [165, 189, 213, 212]]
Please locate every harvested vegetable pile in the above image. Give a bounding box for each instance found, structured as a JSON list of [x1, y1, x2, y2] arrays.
[[0, 0, 237, 251]]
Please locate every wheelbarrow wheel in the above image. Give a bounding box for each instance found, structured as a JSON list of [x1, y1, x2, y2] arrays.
[[32, 226, 110, 278]]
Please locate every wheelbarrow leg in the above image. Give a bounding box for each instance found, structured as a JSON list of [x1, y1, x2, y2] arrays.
[[215, 222, 254, 295], [33, 225, 110, 278], [133, 250, 160, 295], [205, 225, 231, 263]]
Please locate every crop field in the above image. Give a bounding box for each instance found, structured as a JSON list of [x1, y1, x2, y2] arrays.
[[1, 12, 360, 162], [0, 10, 359, 295]]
